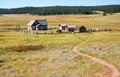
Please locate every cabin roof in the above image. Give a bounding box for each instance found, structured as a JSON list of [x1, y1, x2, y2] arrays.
[[37, 20, 47, 25], [27, 20, 47, 26], [67, 24, 76, 28]]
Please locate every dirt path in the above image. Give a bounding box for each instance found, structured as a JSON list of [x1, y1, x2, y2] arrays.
[[73, 47, 119, 77]]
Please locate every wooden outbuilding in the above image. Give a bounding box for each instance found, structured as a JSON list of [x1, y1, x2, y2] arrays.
[[65, 24, 78, 32], [58, 24, 87, 33], [27, 20, 47, 30], [79, 26, 86, 32]]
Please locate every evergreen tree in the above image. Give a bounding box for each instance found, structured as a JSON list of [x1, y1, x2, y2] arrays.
[[0, 5, 120, 15]]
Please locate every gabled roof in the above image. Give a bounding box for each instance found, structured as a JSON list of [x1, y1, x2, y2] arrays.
[[67, 24, 76, 28], [80, 26, 86, 28], [27, 20, 36, 26], [27, 20, 47, 26], [37, 20, 47, 25]]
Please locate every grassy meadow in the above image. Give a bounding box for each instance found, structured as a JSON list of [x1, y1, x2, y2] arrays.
[[0, 13, 120, 77], [0, 13, 120, 28]]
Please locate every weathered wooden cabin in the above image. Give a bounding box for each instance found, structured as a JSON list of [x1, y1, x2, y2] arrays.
[[79, 26, 86, 32], [27, 20, 47, 30], [65, 25, 78, 32], [58, 24, 87, 33]]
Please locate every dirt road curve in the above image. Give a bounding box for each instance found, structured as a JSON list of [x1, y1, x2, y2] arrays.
[[73, 47, 119, 77]]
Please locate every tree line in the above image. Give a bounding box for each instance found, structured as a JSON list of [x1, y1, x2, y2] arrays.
[[0, 5, 120, 15]]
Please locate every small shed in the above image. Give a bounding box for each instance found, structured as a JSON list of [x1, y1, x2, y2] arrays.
[[79, 26, 86, 32], [65, 24, 78, 32], [27, 20, 47, 30]]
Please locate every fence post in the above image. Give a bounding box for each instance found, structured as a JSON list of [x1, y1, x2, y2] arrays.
[[51, 31, 53, 34]]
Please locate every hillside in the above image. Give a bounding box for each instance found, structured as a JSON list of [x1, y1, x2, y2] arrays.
[[0, 5, 120, 15]]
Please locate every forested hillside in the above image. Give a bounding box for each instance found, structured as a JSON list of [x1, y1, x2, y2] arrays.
[[0, 5, 120, 15]]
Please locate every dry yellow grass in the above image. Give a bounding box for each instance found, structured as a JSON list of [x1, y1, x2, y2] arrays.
[[0, 13, 120, 77], [0, 13, 120, 28]]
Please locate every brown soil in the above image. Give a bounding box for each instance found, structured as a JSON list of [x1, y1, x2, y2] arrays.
[[6, 45, 44, 52], [73, 47, 119, 77]]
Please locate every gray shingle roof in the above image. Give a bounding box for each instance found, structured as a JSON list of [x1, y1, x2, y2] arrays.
[[67, 24, 76, 28], [37, 20, 47, 25], [27, 20, 47, 26]]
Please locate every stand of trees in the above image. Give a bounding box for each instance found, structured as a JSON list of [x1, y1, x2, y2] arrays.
[[0, 5, 120, 15]]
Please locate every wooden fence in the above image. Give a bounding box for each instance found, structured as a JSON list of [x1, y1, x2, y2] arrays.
[[0, 25, 112, 34]]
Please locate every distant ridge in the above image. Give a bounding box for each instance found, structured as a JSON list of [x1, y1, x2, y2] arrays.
[[0, 5, 120, 15]]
